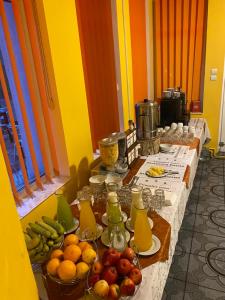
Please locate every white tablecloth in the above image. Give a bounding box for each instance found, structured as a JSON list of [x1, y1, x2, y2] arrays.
[[132, 119, 208, 300]]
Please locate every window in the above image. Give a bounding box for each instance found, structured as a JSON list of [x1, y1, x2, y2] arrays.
[[0, 0, 64, 205]]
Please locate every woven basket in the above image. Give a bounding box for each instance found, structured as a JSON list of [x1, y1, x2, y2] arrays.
[[138, 136, 160, 156]]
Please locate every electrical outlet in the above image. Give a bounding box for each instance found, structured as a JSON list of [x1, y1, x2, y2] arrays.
[[210, 75, 217, 81]]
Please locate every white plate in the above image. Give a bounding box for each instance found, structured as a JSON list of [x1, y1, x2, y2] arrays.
[[64, 218, 79, 234], [101, 229, 130, 247], [76, 223, 103, 241], [126, 217, 153, 233], [129, 235, 161, 256], [145, 171, 166, 178], [101, 211, 128, 226]]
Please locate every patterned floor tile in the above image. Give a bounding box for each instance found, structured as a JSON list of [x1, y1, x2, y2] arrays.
[[186, 197, 198, 214], [162, 278, 185, 300], [181, 212, 196, 231], [163, 158, 225, 298], [191, 232, 225, 258], [194, 214, 225, 237], [198, 186, 224, 204], [184, 283, 225, 300], [199, 175, 224, 188], [175, 229, 193, 254], [168, 252, 189, 281], [196, 199, 225, 216], [187, 254, 225, 292], [189, 186, 199, 200]]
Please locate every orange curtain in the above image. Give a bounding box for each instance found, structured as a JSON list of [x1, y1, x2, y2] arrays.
[[76, 0, 120, 151], [129, 0, 148, 104], [154, 0, 207, 110]]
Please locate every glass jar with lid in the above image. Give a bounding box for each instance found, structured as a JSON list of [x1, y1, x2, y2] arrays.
[[99, 137, 118, 171]]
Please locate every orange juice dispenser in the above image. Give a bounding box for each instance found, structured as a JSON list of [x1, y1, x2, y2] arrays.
[[99, 137, 119, 172]]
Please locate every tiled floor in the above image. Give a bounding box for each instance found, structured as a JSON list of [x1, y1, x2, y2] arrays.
[[162, 158, 225, 300]]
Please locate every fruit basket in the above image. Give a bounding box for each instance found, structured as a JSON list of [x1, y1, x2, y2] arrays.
[[46, 235, 98, 286], [86, 247, 142, 299]]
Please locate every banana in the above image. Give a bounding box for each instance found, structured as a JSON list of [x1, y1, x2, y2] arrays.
[[42, 216, 65, 235], [37, 221, 58, 239], [29, 223, 51, 238]]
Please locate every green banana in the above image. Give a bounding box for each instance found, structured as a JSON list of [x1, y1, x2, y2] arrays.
[[42, 216, 65, 235], [52, 242, 62, 249], [26, 227, 39, 239], [28, 248, 36, 258], [24, 232, 40, 250], [37, 221, 59, 239], [47, 240, 54, 247], [34, 240, 43, 253], [31, 253, 45, 263], [43, 244, 49, 253], [29, 223, 51, 238]]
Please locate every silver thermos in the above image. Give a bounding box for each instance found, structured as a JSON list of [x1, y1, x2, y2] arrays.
[[135, 99, 160, 140]]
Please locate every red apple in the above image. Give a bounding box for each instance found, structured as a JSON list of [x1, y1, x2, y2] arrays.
[[120, 278, 135, 296], [108, 284, 120, 300], [102, 248, 121, 266], [121, 247, 135, 262], [92, 261, 103, 274], [88, 274, 100, 287], [116, 258, 132, 275], [129, 267, 142, 285], [102, 266, 118, 285]]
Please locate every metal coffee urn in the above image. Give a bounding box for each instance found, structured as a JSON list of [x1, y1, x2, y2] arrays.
[[135, 99, 160, 140]]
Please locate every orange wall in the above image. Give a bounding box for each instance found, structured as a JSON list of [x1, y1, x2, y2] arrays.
[[129, 0, 148, 104]]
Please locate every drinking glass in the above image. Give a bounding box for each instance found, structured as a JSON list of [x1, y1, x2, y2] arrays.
[[152, 189, 165, 210], [106, 182, 119, 192]]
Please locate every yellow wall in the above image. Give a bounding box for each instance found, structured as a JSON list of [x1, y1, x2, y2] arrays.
[[192, 0, 225, 150], [116, 0, 135, 126], [0, 149, 38, 300]]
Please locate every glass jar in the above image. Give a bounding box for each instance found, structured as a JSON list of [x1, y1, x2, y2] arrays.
[[133, 198, 152, 252], [99, 137, 119, 171], [77, 187, 97, 240]]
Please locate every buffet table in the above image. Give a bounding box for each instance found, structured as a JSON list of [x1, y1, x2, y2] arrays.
[[37, 118, 209, 300]]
